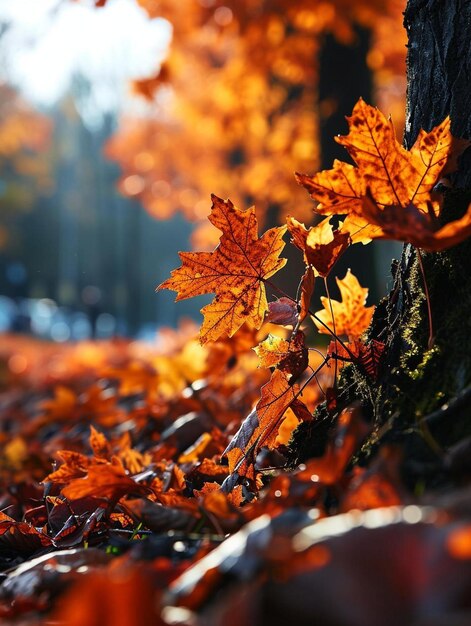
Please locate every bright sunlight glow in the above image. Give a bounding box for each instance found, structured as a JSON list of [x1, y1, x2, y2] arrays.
[[0, 0, 171, 122]]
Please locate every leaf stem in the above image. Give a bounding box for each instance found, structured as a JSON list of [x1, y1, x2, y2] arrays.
[[129, 522, 143, 541], [263, 278, 355, 360], [416, 248, 434, 349], [308, 363, 326, 397], [297, 355, 331, 397], [324, 276, 338, 387]]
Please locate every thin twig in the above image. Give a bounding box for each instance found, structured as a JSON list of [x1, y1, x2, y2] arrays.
[[324, 276, 338, 387], [298, 355, 331, 396], [308, 363, 326, 397], [416, 248, 434, 349], [264, 279, 355, 360]]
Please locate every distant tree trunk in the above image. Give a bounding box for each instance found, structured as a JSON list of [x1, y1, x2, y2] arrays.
[[291, 0, 471, 488], [318, 27, 372, 168], [318, 26, 380, 300]]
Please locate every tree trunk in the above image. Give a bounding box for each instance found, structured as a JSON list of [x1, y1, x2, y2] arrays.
[[291, 0, 471, 489]]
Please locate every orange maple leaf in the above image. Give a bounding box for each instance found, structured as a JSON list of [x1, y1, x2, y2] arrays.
[[287, 216, 350, 276], [296, 99, 471, 250], [223, 368, 304, 482], [297, 99, 463, 215], [89, 425, 111, 459], [159, 195, 287, 343], [313, 269, 374, 340], [43, 450, 96, 484]]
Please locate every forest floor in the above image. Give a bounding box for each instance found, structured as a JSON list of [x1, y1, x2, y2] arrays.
[[1, 330, 471, 626]]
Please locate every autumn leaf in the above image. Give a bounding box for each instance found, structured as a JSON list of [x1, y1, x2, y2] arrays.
[[264, 269, 314, 328], [0, 512, 52, 555], [361, 194, 471, 252], [298, 100, 465, 215], [159, 195, 287, 343], [115, 432, 152, 475], [89, 426, 111, 459], [62, 459, 150, 502], [278, 331, 309, 378], [195, 483, 244, 527], [223, 369, 304, 482], [43, 450, 95, 484], [335, 98, 435, 211], [254, 334, 290, 369], [287, 216, 350, 276], [328, 338, 385, 378], [295, 100, 471, 250], [266, 297, 298, 326], [313, 269, 374, 340], [254, 331, 308, 378]]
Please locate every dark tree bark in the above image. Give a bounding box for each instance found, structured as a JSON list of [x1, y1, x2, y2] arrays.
[[291, 0, 471, 489]]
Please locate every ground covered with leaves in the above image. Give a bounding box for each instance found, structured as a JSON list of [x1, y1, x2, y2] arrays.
[[1, 327, 471, 626]]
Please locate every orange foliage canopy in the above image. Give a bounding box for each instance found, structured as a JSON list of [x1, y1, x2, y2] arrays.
[[159, 195, 287, 343], [106, 0, 406, 245]]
